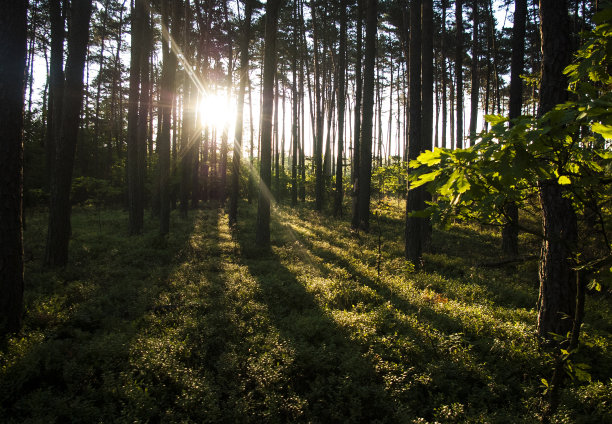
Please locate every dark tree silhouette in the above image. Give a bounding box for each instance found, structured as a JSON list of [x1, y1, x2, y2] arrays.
[[0, 0, 27, 336]]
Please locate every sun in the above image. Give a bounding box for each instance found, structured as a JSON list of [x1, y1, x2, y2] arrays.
[[198, 92, 234, 133]]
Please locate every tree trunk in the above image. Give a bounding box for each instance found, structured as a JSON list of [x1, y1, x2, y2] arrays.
[[455, 0, 464, 149], [357, 0, 377, 232], [291, 0, 299, 207], [256, 0, 282, 247], [536, 0, 576, 340], [128, 0, 144, 234], [159, 0, 178, 235], [351, 0, 363, 229], [501, 0, 527, 256], [311, 1, 325, 211], [421, 0, 433, 249], [405, 0, 423, 264], [230, 0, 253, 225], [45, 0, 65, 189], [45, 0, 92, 267], [469, 0, 479, 144], [137, 7, 150, 225], [0, 0, 27, 335], [334, 0, 347, 216]]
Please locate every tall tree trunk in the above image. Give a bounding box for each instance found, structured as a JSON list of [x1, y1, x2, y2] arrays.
[[311, 1, 324, 211], [137, 5, 151, 223], [405, 0, 422, 264], [256, 0, 282, 247], [180, 0, 194, 219], [421, 0, 433, 248], [93, 0, 111, 177], [45, 0, 65, 189], [128, 0, 144, 234], [469, 0, 479, 144], [455, 0, 464, 149], [159, 0, 177, 235], [536, 0, 576, 340], [0, 0, 27, 335], [357, 0, 377, 232], [501, 0, 527, 256], [230, 0, 253, 224], [45, 0, 93, 266], [351, 0, 363, 229], [334, 0, 347, 216]]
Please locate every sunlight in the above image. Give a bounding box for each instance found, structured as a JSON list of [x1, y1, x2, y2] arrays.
[[198, 92, 235, 133]]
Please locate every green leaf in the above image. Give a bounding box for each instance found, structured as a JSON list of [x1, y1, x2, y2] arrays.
[[416, 149, 443, 166], [485, 115, 508, 126], [558, 175, 572, 185], [455, 174, 471, 193], [592, 122, 612, 139]]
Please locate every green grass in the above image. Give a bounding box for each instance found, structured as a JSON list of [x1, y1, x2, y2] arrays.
[[1, 201, 610, 423]]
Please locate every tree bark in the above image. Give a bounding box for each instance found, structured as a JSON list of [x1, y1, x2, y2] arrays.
[[128, 0, 144, 234], [0, 0, 27, 335], [45, 0, 65, 189], [256, 0, 282, 247], [405, 0, 423, 264], [351, 0, 363, 229], [45, 0, 92, 267], [455, 0, 464, 149], [159, 0, 178, 236], [501, 0, 527, 256], [334, 0, 347, 216], [229, 0, 253, 224], [357, 0, 377, 232], [469, 0, 479, 144], [536, 0, 576, 340]]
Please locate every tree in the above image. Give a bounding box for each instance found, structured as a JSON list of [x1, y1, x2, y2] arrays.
[[0, 0, 27, 335], [256, 0, 283, 247], [405, 0, 422, 263], [229, 0, 254, 225], [45, 0, 93, 267], [455, 0, 464, 149], [127, 0, 145, 234], [468, 0, 479, 144], [409, 3, 612, 346], [45, 0, 64, 188], [357, 0, 377, 232], [351, 0, 363, 229], [501, 0, 527, 256], [180, 0, 194, 219], [334, 0, 347, 216], [535, 0, 575, 340], [158, 0, 178, 236]]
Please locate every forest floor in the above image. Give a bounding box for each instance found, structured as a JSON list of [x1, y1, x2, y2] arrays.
[[1, 200, 611, 423]]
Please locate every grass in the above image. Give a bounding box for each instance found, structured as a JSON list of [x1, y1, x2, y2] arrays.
[[1, 200, 610, 423]]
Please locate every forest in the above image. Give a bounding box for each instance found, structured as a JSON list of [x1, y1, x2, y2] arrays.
[[1, 0, 611, 422]]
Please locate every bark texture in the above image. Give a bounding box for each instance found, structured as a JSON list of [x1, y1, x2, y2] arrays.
[[357, 0, 378, 232], [45, 0, 93, 266], [537, 0, 576, 339], [0, 0, 27, 335], [256, 0, 282, 247]]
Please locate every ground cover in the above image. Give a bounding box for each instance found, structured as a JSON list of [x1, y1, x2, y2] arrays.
[[1, 201, 610, 423]]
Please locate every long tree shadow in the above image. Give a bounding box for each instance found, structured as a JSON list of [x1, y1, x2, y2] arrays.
[[275, 213, 545, 420], [0, 208, 199, 422], [234, 212, 400, 423]]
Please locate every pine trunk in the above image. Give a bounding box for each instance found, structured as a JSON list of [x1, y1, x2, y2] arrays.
[[45, 0, 92, 267], [0, 0, 27, 335]]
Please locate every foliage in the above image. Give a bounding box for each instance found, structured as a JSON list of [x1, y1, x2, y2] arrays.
[[1, 202, 610, 422], [71, 176, 123, 206], [372, 158, 407, 199], [408, 8, 612, 269]]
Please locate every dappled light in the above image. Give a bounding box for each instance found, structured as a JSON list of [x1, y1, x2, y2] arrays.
[[2, 0, 611, 422]]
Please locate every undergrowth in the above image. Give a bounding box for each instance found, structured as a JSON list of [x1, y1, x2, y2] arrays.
[[1, 201, 610, 423]]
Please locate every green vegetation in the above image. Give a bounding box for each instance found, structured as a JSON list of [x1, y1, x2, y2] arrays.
[[2, 202, 610, 423]]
